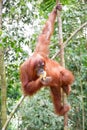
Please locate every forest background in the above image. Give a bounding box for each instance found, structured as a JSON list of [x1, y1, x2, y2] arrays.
[[0, 0, 87, 130]]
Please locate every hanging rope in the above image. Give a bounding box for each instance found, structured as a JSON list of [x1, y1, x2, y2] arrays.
[[56, 1, 68, 130]]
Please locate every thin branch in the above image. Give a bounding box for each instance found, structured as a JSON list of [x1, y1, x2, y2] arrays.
[[64, 21, 87, 46], [56, 1, 68, 130], [2, 95, 25, 130], [51, 50, 60, 59], [52, 21, 87, 59]]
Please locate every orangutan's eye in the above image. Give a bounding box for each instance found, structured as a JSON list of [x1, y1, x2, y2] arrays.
[[41, 62, 45, 66], [37, 61, 45, 68]]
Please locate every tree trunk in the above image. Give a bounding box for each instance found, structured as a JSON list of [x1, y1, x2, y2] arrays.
[[0, 0, 7, 128], [0, 49, 7, 127]]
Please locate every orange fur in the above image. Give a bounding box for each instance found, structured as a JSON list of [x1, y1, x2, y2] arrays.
[[20, 6, 74, 116]]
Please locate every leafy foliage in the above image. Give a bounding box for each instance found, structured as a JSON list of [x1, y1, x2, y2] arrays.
[[19, 89, 64, 130], [1, 0, 87, 130]]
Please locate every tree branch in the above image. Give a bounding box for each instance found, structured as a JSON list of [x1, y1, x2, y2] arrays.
[[52, 21, 87, 59], [64, 21, 87, 46], [2, 95, 25, 130], [56, 1, 68, 130]]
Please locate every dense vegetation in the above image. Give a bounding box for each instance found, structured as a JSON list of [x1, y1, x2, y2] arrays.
[[0, 0, 87, 130]]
